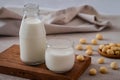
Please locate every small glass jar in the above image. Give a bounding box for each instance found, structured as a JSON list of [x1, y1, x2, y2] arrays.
[[45, 39, 75, 73]]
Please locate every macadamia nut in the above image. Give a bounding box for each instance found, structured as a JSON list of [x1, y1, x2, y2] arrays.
[[89, 68, 97, 75], [75, 44, 83, 50], [80, 38, 86, 44], [115, 50, 120, 55], [91, 39, 98, 45], [110, 62, 119, 70], [99, 45, 105, 49], [98, 57, 105, 64], [102, 47, 107, 53], [106, 49, 114, 55], [117, 43, 120, 47], [86, 45, 92, 50], [109, 43, 116, 47], [105, 45, 111, 49], [99, 66, 108, 74], [86, 49, 93, 56], [76, 55, 85, 61], [96, 33, 103, 40]]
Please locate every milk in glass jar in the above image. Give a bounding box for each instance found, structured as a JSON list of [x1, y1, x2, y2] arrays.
[[45, 39, 75, 73]]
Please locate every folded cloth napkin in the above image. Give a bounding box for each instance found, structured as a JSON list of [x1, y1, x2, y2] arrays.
[[0, 5, 111, 36], [0, 7, 21, 36], [44, 5, 111, 34]]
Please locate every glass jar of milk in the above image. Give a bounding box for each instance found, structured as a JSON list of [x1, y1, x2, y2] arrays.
[[45, 39, 75, 73], [19, 4, 46, 65]]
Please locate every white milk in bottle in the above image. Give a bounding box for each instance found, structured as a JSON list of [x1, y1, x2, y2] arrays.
[[19, 4, 46, 65]]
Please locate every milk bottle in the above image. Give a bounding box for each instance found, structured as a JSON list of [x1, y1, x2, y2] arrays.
[[19, 4, 46, 65]]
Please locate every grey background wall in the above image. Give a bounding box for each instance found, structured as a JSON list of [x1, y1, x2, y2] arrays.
[[0, 0, 120, 15]]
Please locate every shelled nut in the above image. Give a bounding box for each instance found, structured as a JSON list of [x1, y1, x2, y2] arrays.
[[89, 68, 97, 75], [86, 45, 92, 50], [75, 44, 83, 50], [98, 57, 105, 64], [76, 55, 85, 61], [80, 38, 87, 44], [96, 33, 103, 40], [110, 62, 119, 70], [91, 39, 97, 45], [99, 66, 108, 74], [86, 49, 93, 56]]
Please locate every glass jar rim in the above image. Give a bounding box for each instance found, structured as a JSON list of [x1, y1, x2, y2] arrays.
[[47, 39, 74, 49]]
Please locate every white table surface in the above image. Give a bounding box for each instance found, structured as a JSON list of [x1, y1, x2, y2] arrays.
[[0, 0, 120, 80]]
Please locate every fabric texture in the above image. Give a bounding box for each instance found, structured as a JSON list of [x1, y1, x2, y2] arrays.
[[0, 5, 112, 36], [0, 7, 21, 36]]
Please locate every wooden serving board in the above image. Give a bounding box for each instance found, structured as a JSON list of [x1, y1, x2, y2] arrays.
[[0, 45, 91, 80]]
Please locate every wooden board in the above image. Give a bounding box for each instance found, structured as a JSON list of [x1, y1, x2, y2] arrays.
[[0, 45, 91, 80]]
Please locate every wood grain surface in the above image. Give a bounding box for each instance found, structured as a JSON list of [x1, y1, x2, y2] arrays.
[[0, 45, 91, 80]]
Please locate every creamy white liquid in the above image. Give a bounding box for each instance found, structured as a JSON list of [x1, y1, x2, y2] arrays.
[[19, 17, 46, 65], [45, 47, 75, 73]]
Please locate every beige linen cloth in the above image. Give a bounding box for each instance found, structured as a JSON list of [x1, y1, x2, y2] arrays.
[[0, 5, 111, 36]]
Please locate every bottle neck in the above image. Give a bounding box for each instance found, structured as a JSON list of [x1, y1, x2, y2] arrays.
[[24, 3, 40, 19], [24, 11, 39, 19]]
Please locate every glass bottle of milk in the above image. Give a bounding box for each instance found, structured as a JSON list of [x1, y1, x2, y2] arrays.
[[19, 4, 46, 65]]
